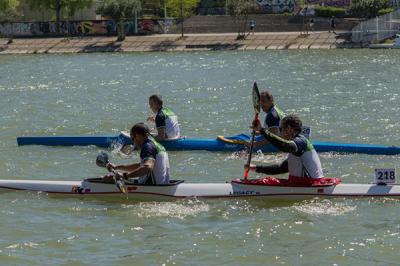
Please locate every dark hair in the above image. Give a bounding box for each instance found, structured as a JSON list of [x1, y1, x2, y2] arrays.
[[130, 123, 150, 137], [281, 114, 302, 133], [149, 94, 163, 106], [260, 91, 273, 102]]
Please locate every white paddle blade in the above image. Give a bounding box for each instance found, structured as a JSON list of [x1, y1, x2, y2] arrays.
[[96, 152, 109, 168]]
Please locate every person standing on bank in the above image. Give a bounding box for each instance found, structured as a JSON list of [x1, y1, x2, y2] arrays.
[[309, 18, 314, 32], [249, 20, 256, 35], [329, 16, 336, 34], [147, 94, 181, 141]]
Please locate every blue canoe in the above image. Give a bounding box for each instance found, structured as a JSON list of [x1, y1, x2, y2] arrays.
[[16, 133, 400, 155]]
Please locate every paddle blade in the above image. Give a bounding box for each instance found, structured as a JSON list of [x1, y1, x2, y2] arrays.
[[115, 178, 128, 194], [252, 82, 260, 113], [96, 152, 109, 168], [244, 169, 249, 179]]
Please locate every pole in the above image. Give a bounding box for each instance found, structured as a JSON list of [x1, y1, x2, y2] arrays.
[[135, 9, 138, 34], [180, 0, 184, 37]]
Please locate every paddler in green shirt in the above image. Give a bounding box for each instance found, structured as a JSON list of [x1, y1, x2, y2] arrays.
[[147, 94, 181, 141], [246, 90, 285, 148], [246, 114, 323, 181], [104, 123, 170, 185]]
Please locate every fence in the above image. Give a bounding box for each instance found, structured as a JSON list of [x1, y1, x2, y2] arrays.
[[352, 9, 400, 43]]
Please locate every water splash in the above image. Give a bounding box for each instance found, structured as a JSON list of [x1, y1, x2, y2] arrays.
[[219, 200, 259, 218], [292, 199, 356, 216], [124, 199, 210, 219], [6, 242, 40, 249]]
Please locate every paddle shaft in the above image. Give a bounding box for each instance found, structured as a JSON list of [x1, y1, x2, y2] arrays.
[[105, 164, 128, 194], [244, 113, 259, 179]]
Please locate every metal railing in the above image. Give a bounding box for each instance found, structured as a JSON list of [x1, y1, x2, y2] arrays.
[[352, 9, 400, 43]]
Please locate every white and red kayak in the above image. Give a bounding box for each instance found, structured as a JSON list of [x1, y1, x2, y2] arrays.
[[1, 177, 400, 201]]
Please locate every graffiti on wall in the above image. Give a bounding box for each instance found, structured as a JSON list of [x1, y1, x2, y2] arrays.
[[0, 19, 176, 37], [256, 0, 296, 13]]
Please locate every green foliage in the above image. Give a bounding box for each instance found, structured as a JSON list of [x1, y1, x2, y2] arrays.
[[96, 0, 141, 41], [165, 0, 200, 18], [226, 0, 257, 17], [199, 0, 225, 8], [141, 0, 168, 18], [28, 0, 93, 17], [377, 7, 394, 16], [96, 0, 142, 21], [350, 0, 390, 18], [314, 6, 347, 18], [0, 0, 19, 22], [142, 0, 165, 10], [0, 0, 18, 10]]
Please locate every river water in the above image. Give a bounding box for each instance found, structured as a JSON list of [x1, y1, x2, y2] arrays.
[[0, 50, 400, 265]]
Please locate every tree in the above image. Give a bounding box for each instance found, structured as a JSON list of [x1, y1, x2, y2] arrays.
[[0, 0, 20, 42], [350, 0, 390, 18], [96, 0, 142, 41], [142, 0, 168, 18], [0, 0, 18, 11], [226, 0, 257, 38], [28, 0, 93, 33], [166, 0, 200, 37], [0, 0, 19, 22]]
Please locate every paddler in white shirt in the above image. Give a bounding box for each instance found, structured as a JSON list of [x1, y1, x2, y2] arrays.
[[147, 94, 181, 141], [245, 114, 323, 182]]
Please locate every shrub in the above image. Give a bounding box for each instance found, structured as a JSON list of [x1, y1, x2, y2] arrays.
[[377, 7, 395, 16], [350, 0, 390, 18], [314, 6, 347, 17]]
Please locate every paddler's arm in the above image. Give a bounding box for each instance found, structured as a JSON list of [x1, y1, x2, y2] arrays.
[[154, 112, 167, 141], [250, 127, 279, 148], [155, 127, 166, 141], [259, 128, 297, 153], [108, 163, 140, 173], [124, 159, 154, 179], [254, 159, 288, 175]]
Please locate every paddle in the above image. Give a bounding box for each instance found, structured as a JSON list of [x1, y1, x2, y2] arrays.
[[244, 82, 261, 180], [96, 151, 128, 194]]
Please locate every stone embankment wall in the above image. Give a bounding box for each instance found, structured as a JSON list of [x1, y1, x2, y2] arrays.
[[170, 15, 359, 34]]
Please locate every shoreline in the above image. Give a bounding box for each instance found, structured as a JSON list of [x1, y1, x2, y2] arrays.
[[0, 31, 362, 54]]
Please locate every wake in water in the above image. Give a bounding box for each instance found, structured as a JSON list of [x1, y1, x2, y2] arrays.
[[224, 150, 286, 164], [123, 199, 210, 219], [292, 198, 357, 216]]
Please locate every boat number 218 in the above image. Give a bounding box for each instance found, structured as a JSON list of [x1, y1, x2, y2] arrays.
[[375, 168, 396, 183]]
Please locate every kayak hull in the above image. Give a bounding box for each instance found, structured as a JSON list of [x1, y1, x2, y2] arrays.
[[1, 179, 400, 201], [16, 133, 400, 155]]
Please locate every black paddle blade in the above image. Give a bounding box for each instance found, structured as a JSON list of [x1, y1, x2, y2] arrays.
[[252, 82, 260, 113], [96, 151, 109, 168]]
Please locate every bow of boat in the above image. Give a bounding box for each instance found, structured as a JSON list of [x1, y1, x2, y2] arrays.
[[0, 179, 82, 193]]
